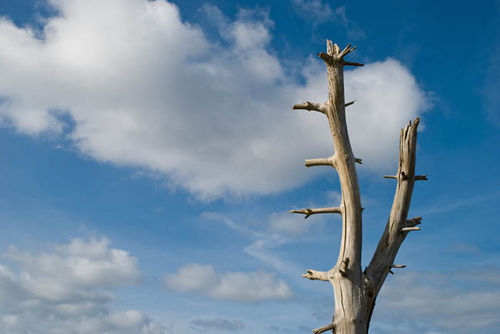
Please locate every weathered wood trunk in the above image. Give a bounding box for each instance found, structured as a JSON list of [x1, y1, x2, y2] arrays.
[[291, 40, 425, 334]]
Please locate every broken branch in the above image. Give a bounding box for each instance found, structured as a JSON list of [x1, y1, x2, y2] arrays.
[[339, 43, 357, 58], [401, 227, 421, 232], [318, 52, 333, 64], [305, 157, 334, 168], [290, 207, 342, 219], [406, 216, 422, 227], [293, 101, 325, 114], [343, 61, 364, 67], [391, 264, 407, 268], [302, 269, 329, 281], [312, 323, 335, 334], [339, 258, 350, 276]]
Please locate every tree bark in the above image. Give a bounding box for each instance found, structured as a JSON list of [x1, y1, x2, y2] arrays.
[[364, 118, 423, 328], [291, 40, 425, 334]]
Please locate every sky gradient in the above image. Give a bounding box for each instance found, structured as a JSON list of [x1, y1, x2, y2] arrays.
[[0, 0, 499, 333]]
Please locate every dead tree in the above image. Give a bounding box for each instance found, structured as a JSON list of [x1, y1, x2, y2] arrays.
[[290, 40, 426, 334]]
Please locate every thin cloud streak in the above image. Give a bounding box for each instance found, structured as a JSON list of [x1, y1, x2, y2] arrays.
[[419, 191, 500, 215]]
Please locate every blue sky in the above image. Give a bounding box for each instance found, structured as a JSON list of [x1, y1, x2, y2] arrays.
[[0, 0, 499, 333]]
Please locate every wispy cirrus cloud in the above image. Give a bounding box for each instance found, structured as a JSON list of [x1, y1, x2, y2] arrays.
[[419, 191, 500, 215], [291, 0, 333, 23], [201, 211, 310, 275], [291, 0, 365, 38]]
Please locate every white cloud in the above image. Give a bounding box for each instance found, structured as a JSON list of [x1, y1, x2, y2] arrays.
[[373, 270, 500, 333], [191, 318, 245, 331], [0, 0, 427, 199], [164, 263, 291, 302], [0, 238, 167, 334], [454, 266, 500, 285], [344, 59, 428, 170]]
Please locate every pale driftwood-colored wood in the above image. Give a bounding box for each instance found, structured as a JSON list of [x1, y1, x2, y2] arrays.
[[293, 101, 326, 114], [305, 157, 335, 168], [290, 40, 425, 334], [290, 207, 342, 219], [364, 118, 423, 328], [292, 101, 354, 113], [401, 226, 421, 232], [315, 39, 366, 334], [302, 269, 330, 281], [313, 323, 335, 334]]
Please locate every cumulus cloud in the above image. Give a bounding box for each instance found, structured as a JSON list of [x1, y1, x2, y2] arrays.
[[374, 269, 500, 333], [164, 263, 291, 302], [0, 0, 427, 199], [0, 238, 167, 334]]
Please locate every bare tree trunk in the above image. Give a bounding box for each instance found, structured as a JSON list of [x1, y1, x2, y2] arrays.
[[291, 40, 425, 334]]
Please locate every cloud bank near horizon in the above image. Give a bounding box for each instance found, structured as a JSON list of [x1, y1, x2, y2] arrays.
[[0, 238, 167, 334]]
